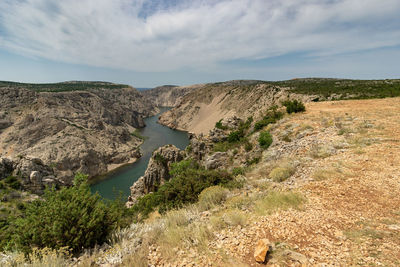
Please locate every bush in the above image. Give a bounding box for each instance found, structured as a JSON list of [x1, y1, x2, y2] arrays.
[[282, 99, 306, 114], [11, 173, 126, 254], [232, 167, 245, 176], [132, 159, 238, 218], [198, 186, 228, 210], [258, 131, 273, 149], [215, 119, 228, 130], [4, 176, 22, 190], [213, 141, 235, 152], [227, 130, 244, 143], [244, 141, 253, 151], [254, 106, 284, 131], [154, 153, 167, 165], [246, 157, 260, 166]]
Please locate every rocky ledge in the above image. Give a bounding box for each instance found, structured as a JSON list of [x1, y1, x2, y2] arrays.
[[0, 157, 62, 194]]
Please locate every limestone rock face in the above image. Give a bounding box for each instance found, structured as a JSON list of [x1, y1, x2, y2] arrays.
[[0, 156, 61, 194], [0, 84, 157, 184], [189, 134, 209, 161], [127, 145, 185, 207], [254, 239, 270, 263], [205, 152, 228, 170], [141, 84, 200, 107], [158, 80, 312, 134]]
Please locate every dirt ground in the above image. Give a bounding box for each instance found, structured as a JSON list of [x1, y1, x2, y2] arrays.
[[242, 98, 400, 266]]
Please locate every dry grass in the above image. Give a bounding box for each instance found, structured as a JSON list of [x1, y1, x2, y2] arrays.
[[269, 165, 295, 182], [312, 168, 338, 181], [222, 209, 247, 226], [308, 144, 335, 159], [0, 247, 71, 267], [254, 191, 305, 216], [198, 185, 229, 210]]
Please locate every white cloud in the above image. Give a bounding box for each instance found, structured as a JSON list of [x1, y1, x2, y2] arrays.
[[0, 0, 399, 72]]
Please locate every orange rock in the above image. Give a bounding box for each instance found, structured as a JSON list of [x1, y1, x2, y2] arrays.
[[254, 238, 270, 263]]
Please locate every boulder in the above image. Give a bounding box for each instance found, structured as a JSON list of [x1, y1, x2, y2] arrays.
[[254, 238, 270, 263], [205, 152, 227, 170], [209, 128, 228, 143]]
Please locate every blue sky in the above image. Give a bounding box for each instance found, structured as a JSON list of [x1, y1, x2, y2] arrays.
[[0, 0, 399, 87]]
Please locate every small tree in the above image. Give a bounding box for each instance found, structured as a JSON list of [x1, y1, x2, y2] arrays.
[[258, 131, 273, 149], [12, 173, 124, 254], [282, 99, 306, 114]]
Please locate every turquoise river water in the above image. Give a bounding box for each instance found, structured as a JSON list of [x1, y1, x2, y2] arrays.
[[90, 107, 189, 199]]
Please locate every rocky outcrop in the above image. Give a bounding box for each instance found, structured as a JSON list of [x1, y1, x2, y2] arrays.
[[0, 82, 157, 184], [158, 80, 312, 134], [127, 145, 185, 207], [141, 84, 201, 107], [0, 156, 61, 194], [204, 152, 228, 170]]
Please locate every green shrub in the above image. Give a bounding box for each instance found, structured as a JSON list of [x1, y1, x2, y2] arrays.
[[213, 141, 235, 152], [254, 106, 284, 131], [132, 159, 238, 217], [246, 157, 260, 166], [282, 99, 306, 114], [244, 141, 253, 151], [154, 153, 167, 165], [227, 130, 244, 143], [258, 131, 273, 149], [232, 167, 245, 176], [4, 176, 21, 190], [11, 173, 126, 254], [215, 119, 228, 130]]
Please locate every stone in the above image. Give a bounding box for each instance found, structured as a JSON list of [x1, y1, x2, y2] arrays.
[[205, 152, 227, 170], [283, 249, 308, 265], [254, 238, 270, 263]]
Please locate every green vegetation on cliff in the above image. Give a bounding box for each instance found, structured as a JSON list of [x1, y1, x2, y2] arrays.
[[132, 159, 240, 218]]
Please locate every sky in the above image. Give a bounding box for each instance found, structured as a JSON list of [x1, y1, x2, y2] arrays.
[[0, 0, 399, 87]]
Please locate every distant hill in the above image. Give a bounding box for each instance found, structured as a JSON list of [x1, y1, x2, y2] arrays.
[[0, 81, 129, 92]]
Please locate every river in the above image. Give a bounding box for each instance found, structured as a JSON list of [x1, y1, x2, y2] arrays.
[[90, 107, 189, 199]]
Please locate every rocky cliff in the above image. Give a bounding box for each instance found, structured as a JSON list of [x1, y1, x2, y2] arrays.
[[141, 84, 201, 107], [158, 81, 309, 134], [0, 82, 158, 184], [127, 144, 185, 206]]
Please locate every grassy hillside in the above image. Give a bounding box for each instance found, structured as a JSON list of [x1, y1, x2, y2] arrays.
[[0, 81, 129, 92]]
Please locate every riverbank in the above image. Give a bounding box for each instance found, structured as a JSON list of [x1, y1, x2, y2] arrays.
[[90, 107, 189, 199]]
